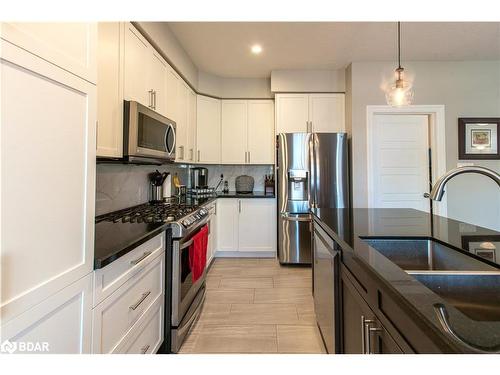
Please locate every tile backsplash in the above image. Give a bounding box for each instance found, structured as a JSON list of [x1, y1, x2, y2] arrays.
[[95, 163, 274, 216], [201, 164, 274, 191], [95, 163, 189, 216]]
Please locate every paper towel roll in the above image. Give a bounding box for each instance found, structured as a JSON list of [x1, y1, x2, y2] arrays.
[[162, 174, 172, 198]]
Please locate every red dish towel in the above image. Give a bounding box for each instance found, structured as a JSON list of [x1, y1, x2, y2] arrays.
[[189, 225, 209, 283]]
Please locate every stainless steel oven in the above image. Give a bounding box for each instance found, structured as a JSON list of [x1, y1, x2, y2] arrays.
[[123, 100, 176, 164], [170, 219, 209, 352]]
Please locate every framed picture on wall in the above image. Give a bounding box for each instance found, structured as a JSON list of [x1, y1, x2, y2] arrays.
[[461, 235, 500, 264], [458, 118, 500, 160]]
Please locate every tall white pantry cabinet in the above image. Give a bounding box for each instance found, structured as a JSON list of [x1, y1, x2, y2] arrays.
[[0, 23, 97, 353]]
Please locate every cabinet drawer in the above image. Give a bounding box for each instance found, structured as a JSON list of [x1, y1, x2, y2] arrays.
[[115, 298, 164, 354], [93, 232, 165, 306], [92, 253, 165, 353]]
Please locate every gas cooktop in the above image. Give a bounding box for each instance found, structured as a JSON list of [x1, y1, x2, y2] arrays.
[[94, 197, 215, 269]]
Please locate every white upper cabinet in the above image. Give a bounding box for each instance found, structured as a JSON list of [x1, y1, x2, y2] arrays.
[[175, 81, 189, 162], [1, 38, 96, 323], [276, 94, 310, 133], [149, 50, 168, 117], [97, 22, 124, 158], [221, 100, 247, 164], [196, 95, 221, 164], [1, 22, 97, 83], [275, 93, 345, 133], [247, 100, 275, 164], [187, 89, 197, 163], [308, 94, 345, 133], [221, 99, 275, 165], [123, 23, 150, 106], [165, 64, 180, 121]]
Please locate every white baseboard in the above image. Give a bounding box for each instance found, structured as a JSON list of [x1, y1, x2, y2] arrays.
[[214, 251, 276, 258]]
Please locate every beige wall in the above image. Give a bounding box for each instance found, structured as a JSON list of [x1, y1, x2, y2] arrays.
[[198, 71, 272, 98], [135, 22, 199, 89], [271, 69, 345, 92], [347, 61, 500, 230]]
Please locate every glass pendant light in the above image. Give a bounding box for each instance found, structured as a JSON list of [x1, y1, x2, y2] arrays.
[[386, 22, 414, 106]]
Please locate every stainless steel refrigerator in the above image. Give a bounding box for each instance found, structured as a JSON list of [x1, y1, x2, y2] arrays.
[[277, 132, 349, 265]]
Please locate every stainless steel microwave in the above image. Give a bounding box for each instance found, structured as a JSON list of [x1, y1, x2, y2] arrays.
[[123, 100, 176, 164]]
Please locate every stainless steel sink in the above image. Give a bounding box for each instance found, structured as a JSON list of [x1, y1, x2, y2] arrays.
[[362, 238, 497, 272], [409, 272, 500, 322]]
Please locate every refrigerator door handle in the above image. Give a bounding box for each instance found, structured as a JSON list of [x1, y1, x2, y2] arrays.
[[280, 213, 312, 222], [309, 134, 316, 209]]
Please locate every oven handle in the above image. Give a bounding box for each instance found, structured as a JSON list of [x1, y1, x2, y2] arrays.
[[165, 123, 176, 156], [180, 238, 194, 250]]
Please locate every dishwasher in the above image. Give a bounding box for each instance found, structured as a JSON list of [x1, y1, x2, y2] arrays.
[[313, 222, 340, 354]]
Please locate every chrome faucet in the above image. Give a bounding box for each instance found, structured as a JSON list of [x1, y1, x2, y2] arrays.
[[427, 166, 500, 201]]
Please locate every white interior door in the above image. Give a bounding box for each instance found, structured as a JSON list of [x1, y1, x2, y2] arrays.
[[370, 114, 431, 212]]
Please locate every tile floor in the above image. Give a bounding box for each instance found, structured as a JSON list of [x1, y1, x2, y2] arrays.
[[179, 258, 326, 354]]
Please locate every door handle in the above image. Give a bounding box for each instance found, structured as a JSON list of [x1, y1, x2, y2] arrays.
[[238, 200, 241, 213], [197, 150, 201, 162], [129, 291, 151, 310], [423, 193, 430, 198], [244, 151, 247, 163], [248, 151, 251, 163], [153, 90, 157, 110], [190, 148, 193, 161], [140, 344, 150, 354]]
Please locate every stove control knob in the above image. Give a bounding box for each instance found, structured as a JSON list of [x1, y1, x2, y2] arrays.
[[182, 219, 189, 227]]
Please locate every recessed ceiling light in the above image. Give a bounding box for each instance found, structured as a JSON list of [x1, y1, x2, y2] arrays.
[[251, 44, 262, 54]]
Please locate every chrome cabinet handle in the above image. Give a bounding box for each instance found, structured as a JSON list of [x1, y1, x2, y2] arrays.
[[248, 151, 251, 163], [179, 145, 184, 160], [189, 148, 193, 161], [197, 150, 201, 162], [361, 316, 376, 354], [153, 90, 157, 110], [148, 89, 154, 108], [238, 200, 241, 213], [367, 326, 382, 354], [140, 344, 150, 354], [434, 304, 500, 353], [129, 291, 151, 311], [423, 192, 430, 198], [130, 251, 152, 265]]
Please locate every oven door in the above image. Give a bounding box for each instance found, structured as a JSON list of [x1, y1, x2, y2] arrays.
[[171, 224, 208, 327], [124, 100, 176, 162]]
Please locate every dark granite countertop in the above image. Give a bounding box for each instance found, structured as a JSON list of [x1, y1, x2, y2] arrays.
[[311, 208, 500, 353], [216, 191, 275, 198], [94, 196, 217, 269]]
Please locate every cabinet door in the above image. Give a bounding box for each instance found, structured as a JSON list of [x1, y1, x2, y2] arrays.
[[341, 271, 373, 354], [216, 199, 239, 252], [275, 94, 309, 133], [123, 23, 150, 107], [309, 94, 345, 133], [247, 100, 275, 164], [0, 274, 92, 354], [165, 64, 179, 121], [187, 88, 197, 162], [175, 81, 189, 162], [1, 22, 97, 83], [196, 95, 221, 164], [150, 50, 167, 117], [238, 199, 277, 253], [221, 100, 247, 164], [97, 22, 123, 158], [1, 40, 96, 322]]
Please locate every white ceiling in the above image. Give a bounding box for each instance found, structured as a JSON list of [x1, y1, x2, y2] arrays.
[[168, 22, 500, 78]]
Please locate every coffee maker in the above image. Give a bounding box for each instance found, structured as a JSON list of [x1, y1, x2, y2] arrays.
[[190, 167, 208, 189]]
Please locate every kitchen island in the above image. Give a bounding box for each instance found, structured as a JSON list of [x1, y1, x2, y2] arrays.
[[312, 208, 500, 354]]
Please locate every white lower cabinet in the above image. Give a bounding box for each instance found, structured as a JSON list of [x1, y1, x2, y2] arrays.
[[0, 274, 93, 354], [216, 198, 277, 256], [92, 252, 165, 354], [206, 202, 217, 265]]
